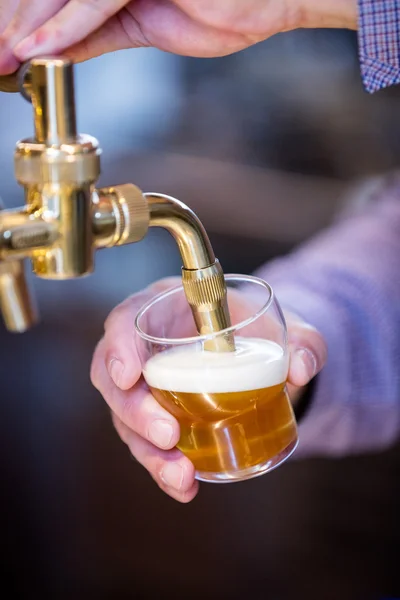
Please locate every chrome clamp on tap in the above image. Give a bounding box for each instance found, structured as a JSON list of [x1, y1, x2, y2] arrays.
[[0, 57, 234, 351]]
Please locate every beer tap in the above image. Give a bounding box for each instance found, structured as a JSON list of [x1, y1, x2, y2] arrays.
[[0, 57, 234, 351]]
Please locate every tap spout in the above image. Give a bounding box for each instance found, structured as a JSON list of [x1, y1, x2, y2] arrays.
[[146, 193, 235, 352]]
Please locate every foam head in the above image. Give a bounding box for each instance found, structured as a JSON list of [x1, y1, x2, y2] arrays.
[[143, 337, 288, 394]]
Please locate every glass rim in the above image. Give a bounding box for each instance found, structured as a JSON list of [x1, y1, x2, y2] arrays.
[[134, 274, 274, 346]]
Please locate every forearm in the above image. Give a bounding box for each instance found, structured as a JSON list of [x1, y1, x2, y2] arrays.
[[257, 176, 400, 457]]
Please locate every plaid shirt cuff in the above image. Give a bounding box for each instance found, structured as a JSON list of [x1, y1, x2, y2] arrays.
[[358, 0, 400, 93]]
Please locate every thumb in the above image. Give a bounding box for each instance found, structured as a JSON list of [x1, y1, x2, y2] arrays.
[[100, 277, 182, 391], [285, 312, 327, 388]]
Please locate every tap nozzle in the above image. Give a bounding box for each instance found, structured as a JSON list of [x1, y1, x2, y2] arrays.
[[146, 193, 235, 352], [181, 261, 234, 352]]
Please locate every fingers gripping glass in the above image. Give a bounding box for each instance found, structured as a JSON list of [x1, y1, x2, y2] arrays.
[[135, 275, 298, 483]]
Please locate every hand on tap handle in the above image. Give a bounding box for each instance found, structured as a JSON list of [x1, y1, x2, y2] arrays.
[[0, 0, 357, 74]]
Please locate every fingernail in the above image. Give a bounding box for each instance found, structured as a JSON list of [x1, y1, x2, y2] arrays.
[[109, 358, 124, 387], [296, 347, 317, 378], [149, 419, 174, 448], [161, 462, 184, 490]]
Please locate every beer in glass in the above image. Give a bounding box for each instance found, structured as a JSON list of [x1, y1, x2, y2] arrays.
[[135, 275, 298, 483]]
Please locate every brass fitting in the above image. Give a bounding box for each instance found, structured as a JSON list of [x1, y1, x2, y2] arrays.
[[94, 184, 149, 248], [14, 57, 99, 279], [0, 57, 234, 352]]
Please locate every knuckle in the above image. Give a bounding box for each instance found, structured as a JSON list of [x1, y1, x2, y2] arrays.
[[118, 388, 149, 434], [76, 0, 116, 19], [103, 280, 179, 335], [172, 0, 263, 37], [123, 428, 153, 467], [103, 303, 127, 333], [173, 0, 227, 30], [103, 294, 143, 334]]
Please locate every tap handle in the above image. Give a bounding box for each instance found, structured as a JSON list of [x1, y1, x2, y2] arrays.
[[0, 259, 38, 333], [0, 62, 32, 101], [29, 57, 77, 144], [0, 72, 19, 93]]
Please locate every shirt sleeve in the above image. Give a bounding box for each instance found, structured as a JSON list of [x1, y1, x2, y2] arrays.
[[358, 0, 400, 93], [255, 175, 400, 458]]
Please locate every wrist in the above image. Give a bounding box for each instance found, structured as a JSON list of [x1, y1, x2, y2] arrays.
[[298, 0, 358, 30]]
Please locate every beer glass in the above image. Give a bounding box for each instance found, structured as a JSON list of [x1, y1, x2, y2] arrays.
[[135, 275, 298, 483]]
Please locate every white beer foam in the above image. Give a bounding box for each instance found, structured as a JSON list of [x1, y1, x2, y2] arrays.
[[144, 337, 288, 393]]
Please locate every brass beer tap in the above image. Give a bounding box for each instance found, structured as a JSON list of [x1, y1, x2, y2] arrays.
[[0, 57, 234, 351]]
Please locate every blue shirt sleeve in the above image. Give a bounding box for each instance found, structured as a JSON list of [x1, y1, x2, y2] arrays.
[[358, 0, 400, 92]]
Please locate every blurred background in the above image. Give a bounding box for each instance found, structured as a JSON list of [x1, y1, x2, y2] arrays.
[[1, 29, 400, 599]]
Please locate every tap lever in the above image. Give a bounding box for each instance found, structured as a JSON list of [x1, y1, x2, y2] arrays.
[[0, 210, 57, 259], [5, 222, 56, 252], [30, 57, 77, 145], [0, 62, 32, 100]]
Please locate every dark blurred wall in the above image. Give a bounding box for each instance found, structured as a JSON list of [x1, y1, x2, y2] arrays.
[[1, 30, 399, 599]]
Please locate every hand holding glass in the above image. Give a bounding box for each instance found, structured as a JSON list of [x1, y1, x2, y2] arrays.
[[135, 275, 298, 483]]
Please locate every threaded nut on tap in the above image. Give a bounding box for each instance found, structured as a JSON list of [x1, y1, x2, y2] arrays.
[[182, 260, 235, 352], [96, 184, 150, 247], [112, 184, 150, 245]]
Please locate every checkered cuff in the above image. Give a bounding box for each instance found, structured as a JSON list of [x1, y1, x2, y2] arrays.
[[358, 0, 400, 92]]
